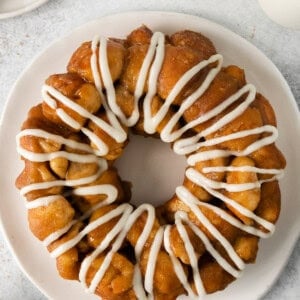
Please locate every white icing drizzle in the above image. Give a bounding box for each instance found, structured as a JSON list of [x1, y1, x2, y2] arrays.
[[42, 84, 127, 156], [17, 129, 96, 153], [142, 32, 165, 134], [91, 37, 128, 141], [183, 173, 275, 232], [43, 220, 76, 247], [84, 204, 156, 298], [144, 226, 164, 298], [176, 186, 246, 271], [176, 211, 243, 278], [175, 212, 205, 296], [81, 127, 109, 156], [186, 167, 281, 192], [78, 204, 133, 289], [26, 195, 62, 209], [20, 159, 107, 196], [202, 165, 283, 175], [16, 30, 285, 300], [160, 54, 223, 142], [51, 203, 131, 258], [164, 225, 197, 298], [194, 201, 271, 238], [186, 124, 279, 164]]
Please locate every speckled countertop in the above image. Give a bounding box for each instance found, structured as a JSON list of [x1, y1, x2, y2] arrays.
[[0, 0, 299, 299]]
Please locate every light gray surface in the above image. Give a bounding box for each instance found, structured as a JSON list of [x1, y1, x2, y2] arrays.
[[0, 0, 299, 299]]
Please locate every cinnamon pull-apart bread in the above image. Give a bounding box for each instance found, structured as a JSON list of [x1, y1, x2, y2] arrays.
[[16, 25, 286, 299]]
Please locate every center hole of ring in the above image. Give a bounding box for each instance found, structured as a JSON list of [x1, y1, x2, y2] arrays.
[[115, 133, 187, 207]]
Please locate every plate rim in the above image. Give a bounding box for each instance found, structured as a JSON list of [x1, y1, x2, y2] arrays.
[[0, 0, 49, 20], [0, 10, 299, 300]]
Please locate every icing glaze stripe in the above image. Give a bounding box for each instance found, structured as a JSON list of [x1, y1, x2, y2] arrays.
[[144, 226, 164, 296], [26, 195, 61, 209], [20, 159, 107, 196], [91, 36, 128, 138], [176, 186, 246, 270], [163, 225, 196, 298], [175, 213, 205, 296], [50, 203, 132, 258]]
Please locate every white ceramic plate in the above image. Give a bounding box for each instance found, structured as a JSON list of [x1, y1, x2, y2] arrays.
[[0, 11, 299, 300], [0, 0, 49, 19]]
